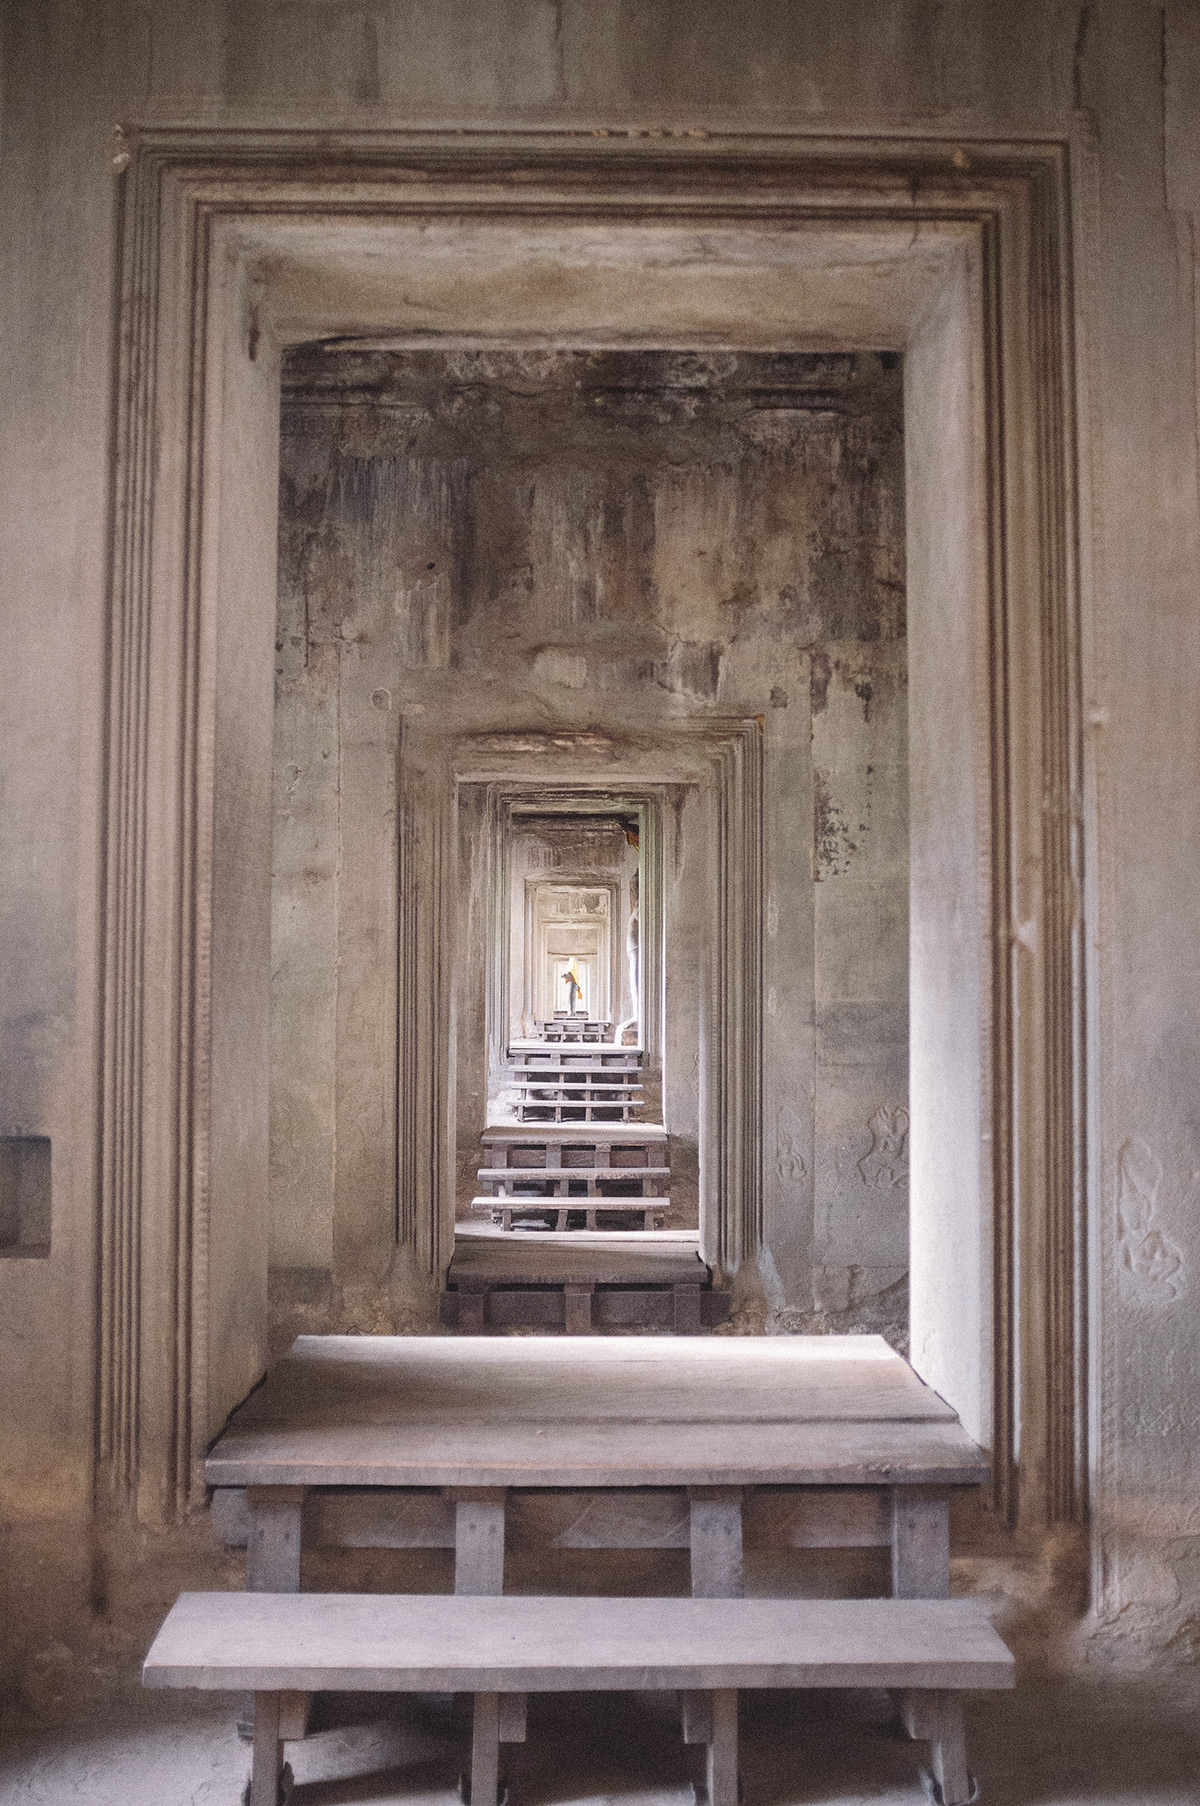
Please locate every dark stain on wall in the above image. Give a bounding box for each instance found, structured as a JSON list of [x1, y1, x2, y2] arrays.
[[279, 348, 905, 687]]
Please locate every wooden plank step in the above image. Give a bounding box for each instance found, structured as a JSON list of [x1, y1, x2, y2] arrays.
[[516, 1054, 646, 1069], [482, 1122, 667, 1144], [147, 1594, 1010, 1806], [451, 1232, 703, 1285], [145, 1591, 1015, 1692], [208, 1332, 963, 1433], [534, 1021, 612, 1042], [514, 1106, 643, 1124], [470, 1196, 668, 1230], [477, 1168, 670, 1196], [514, 1081, 643, 1095]]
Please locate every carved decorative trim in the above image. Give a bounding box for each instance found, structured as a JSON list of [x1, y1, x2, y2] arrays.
[[101, 130, 1083, 1526]]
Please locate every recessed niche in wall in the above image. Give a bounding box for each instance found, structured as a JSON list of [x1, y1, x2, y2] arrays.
[[0, 1136, 51, 1257]]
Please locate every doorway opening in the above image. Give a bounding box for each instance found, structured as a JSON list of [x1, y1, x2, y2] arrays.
[[268, 347, 907, 1343], [100, 139, 1086, 1525]]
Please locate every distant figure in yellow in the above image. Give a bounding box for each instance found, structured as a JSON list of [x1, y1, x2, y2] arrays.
[[562, 958, 585, 1015]]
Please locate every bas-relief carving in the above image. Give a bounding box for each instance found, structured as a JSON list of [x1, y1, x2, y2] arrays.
[[857, 1105, 910, 1190], [775, 1106, 808, 1185], [1116, 1138, 1186, 1301]]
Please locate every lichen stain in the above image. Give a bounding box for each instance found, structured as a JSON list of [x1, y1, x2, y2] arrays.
[[810, 651, 832, 714], [813, 769, 854, 878]]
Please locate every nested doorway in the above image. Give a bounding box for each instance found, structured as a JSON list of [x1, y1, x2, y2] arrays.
[[100, 135, 1082, 1532], [269, 346, 908, 1338]]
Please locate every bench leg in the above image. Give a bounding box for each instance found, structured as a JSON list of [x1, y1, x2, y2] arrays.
[[680, 1689, 712, 1744], [565, 1283, 594, 1333], [706, 1688, 739, 1806], [249, 1691, 282, 1806], [240, 1488, 305, 1740], [894, 1689, 932, 1741], [459, 1286, 487, 1334], [453, 1489, 508, 1595], [278, 1690, 312, 1741], [890, 1487, 950, 1598], [674, 1283, 703, 1334], [471, 1691, 502, 1806], [921, 1692, 971, 1806], [498, 1691, 527, 1744], [688, 1487, 744, 1597], [246, 1487, 305, 1593]]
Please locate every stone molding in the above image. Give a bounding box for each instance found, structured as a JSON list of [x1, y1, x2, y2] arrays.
[[100, 129, 1083, 1526]]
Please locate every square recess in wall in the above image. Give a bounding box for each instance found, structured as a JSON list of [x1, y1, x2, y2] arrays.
[[0, 1136, 51, 1256]]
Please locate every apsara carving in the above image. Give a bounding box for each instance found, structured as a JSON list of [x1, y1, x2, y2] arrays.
[[858, 1105, 910, 1189], [1117, 1138, 1185, 1300]]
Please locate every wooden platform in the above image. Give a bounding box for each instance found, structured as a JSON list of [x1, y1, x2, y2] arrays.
[[451, 1226, 704, 1284], [468, 1199, 669, 1230], [146, 1592, 1014, 1806], [146, 1591, 1015, 1695], [206, 1334, 985, 1491], [482, 1122, 667, 1143]]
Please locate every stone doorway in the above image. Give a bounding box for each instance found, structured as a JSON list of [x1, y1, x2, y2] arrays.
[[100, 134, 1082, 1531], [268, 347, 909, 1344]]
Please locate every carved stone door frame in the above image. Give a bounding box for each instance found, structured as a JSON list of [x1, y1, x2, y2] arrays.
[[101, 130, 1083, 1531]]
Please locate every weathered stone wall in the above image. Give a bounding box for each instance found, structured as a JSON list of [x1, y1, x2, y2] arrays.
[[3, 0, 1200, 1691], [271, 349, 906, 1334]]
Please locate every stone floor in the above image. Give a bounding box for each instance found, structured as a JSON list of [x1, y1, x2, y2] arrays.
[[0, 1675, 1196, 1806]]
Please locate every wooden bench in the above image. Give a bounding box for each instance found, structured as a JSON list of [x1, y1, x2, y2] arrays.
[[477, 1166, 671, 1197], [143, 1591, 1014, 1806], [470, 1195, 667, 1231]]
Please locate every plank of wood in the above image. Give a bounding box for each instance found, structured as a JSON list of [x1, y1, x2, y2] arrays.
[[206, 1416, 987, 1490], [449, 1237, 702, 1286], [506, 1488, 689, 1550], [208, 1334, 959, 1434], [305, 1488, 457, 1549], [468, 1202, 670, 1228], [482, 1123, 667, 1144], [144, 1594, 1015, 1693], [476, 1166, 671, 1185], [743, 1486, 892, 1548], [215, 1484, 894, 1554], [456, 1224, 694, 1244]]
